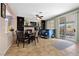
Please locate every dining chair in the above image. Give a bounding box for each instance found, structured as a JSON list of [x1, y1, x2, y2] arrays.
[[16, 30, 29, 48], [29, 34, 36, 45], [35, 30, 39, 43]]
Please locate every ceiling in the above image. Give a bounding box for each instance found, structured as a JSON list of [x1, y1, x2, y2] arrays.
[[9, 3, 79, 20]]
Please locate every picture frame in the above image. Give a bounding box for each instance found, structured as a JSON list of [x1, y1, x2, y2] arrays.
[[1, 3, 6, 18]]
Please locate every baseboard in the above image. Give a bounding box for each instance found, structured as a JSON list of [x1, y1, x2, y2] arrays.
[[3, 42, 12, 56]]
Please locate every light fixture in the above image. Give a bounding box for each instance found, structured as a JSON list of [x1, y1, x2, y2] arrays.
[[35, 12, 44, 19]]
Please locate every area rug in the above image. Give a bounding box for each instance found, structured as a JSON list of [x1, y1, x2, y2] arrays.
[[53, 39, 75, 50]]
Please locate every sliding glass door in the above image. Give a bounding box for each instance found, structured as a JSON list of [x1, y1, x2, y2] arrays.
[[59, 17, 66, 39], [59, 13, 77, 42], [65, 14, 76, 42]]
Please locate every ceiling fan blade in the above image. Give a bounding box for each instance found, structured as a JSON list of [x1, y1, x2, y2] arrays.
[[40, 16, 43, 17], [36, 15, 43, 19], [36, 15, 39, 17]]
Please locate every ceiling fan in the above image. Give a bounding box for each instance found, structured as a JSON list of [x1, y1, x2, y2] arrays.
[[36, 14, 43, 19], [35, 12, 44, 19]]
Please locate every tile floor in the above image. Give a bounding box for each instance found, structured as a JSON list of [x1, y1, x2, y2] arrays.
[[5, 38, 79, 56]]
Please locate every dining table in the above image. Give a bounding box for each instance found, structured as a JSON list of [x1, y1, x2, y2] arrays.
[[24, 31, 35, 44]]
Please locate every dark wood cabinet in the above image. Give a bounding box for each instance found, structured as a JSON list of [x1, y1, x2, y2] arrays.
[[17, 16, 24, 31], [41, 20, 46, 29]]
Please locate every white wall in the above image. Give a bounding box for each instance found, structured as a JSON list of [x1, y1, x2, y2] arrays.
[[0, 16, 13, 55], [0, 4, 16, 56]]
